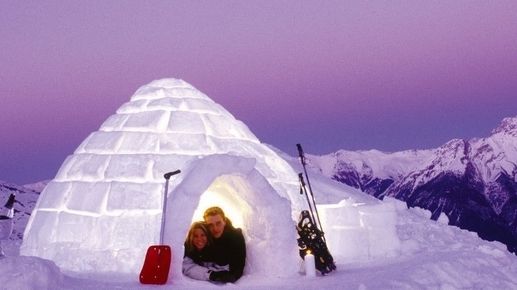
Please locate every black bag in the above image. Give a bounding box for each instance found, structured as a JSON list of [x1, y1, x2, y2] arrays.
[[296, 210, 336, 275]]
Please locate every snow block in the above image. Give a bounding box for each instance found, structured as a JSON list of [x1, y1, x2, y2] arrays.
[[359, 202, 398, 228], [109, 213, 160, 250], [202, 114, 251, 139], [329, 227, 370, 260], [319, 199, 401, 261], [107, 182, 162, 211], [117, 132, 160, 153], [319, 203, 361, 228], [79, 131, 124, 153], [116, 99, 149, 114], [66, 182, 110, 213], [159, 133, 214, 154], [21, 211, 59, 252], [104, 155, 153, 181], [182, 98, 224, 114], [53, 212, 94, 243], [99, 114, 130, 131], [36, 181, 72, 210], [166, 110, 206, 134], [64, 154, 111, 181], [131, 87, 168, 101], [147, 97, 186, 111], [123, 110, 169, 132]]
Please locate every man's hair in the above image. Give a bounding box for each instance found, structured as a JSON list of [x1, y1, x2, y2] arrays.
[[203, 206, 226, 220]]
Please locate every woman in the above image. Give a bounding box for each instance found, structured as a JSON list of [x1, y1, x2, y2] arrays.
[[182, 221, 229, 281]]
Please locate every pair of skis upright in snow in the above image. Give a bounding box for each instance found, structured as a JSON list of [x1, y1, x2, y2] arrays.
[[296, 144, 336, 275]]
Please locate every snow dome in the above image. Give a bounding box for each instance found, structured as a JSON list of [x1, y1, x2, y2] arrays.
[[21, 79, 305, 279]]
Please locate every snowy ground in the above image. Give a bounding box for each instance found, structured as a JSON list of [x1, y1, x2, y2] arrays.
[[2, 199, 516, 290], [2, 144, 517, 289]]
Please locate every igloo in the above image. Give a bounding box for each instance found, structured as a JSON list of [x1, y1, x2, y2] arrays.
[[21, 78, 305, 280]]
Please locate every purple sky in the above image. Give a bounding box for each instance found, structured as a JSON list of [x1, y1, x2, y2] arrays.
[[1, 1, 517, 184]]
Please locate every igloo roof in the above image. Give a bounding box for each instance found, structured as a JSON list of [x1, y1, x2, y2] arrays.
[[80, 78, 259, 155], [21, 78, 302, 276], [53, 78, 297, 185]]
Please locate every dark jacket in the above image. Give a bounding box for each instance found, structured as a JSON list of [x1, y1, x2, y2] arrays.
[[211, 222, 246, 281], [183, 242, 228, 281]]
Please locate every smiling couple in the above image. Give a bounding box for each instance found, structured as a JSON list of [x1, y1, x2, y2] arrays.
[[182, 206, 246, 283]]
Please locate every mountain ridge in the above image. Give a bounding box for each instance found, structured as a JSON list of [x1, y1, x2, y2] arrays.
[[307, 116, 517, 254]]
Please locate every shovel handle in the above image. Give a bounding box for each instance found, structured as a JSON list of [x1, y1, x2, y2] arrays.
[[164, 170, 181, 180]]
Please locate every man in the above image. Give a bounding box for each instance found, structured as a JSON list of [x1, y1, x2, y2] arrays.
[[203, 206, 246, 283]]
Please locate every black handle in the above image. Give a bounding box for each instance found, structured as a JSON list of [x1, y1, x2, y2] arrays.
[[296, 143, 304, 158], [296, 143, 306, 166], [164, 170, 181, 180]]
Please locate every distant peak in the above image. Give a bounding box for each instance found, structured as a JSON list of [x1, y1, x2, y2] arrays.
[[491, 117, 517, 136]]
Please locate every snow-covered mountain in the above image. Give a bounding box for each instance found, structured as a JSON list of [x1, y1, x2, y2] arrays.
[[308, 116, 517, 255], [0, 180, 43, 240]]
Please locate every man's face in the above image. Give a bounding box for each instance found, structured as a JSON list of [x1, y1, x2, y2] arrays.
[[205, 214, 226, 239]]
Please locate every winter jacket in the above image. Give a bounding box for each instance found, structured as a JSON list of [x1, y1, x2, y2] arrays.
[[210, 223, 246, 281], [183, 242, 229, 281]]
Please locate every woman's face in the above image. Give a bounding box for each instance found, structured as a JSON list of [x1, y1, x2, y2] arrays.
[[192, 228, 208, 250]]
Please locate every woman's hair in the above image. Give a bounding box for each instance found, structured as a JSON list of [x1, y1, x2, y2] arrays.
[[185, 221, 212, 254]]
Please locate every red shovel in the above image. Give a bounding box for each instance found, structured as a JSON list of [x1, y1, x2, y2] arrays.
[[139, 170, 181, 284]]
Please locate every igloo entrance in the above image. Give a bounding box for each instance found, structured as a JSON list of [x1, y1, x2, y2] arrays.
[[165, 155, 300, 279], [190, 175, 252, 230]]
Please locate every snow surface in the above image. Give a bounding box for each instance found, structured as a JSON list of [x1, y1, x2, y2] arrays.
[[2, 187, 517, 289]]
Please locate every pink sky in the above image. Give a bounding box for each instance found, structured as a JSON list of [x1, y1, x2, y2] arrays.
[[1, 1, 517, 184]]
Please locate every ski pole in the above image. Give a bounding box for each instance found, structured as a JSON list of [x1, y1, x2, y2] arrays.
[[298, 173, 316, 225], [296, 144, 325, 234]]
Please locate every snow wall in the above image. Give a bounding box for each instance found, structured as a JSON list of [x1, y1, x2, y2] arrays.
[[318, 199, 401, 261], [21, 78, 305, 279]]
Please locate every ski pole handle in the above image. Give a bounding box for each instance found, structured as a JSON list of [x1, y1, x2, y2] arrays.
[[164, 170, 181, 180], [296, 143, 304, 158], [296, 144, 306, 166]]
